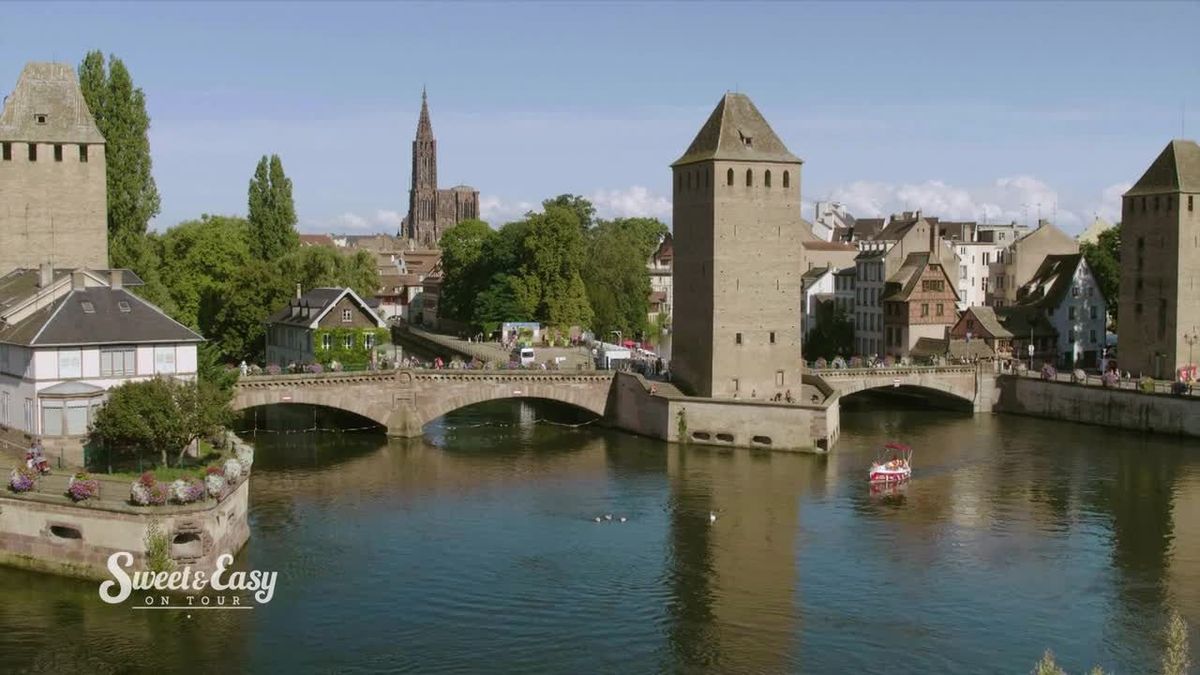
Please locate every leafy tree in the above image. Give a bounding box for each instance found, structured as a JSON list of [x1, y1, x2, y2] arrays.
[[582, 217, 667, 340], [277, 246, 378, 300], [90, 376, 232, 467], [78, 52, 161, 269], [803, 305, 855, 360], [439, 219, 496, 323], [520, 205, 593, 327], [1080, 223, 1120, 327], [248, 154, 299, 260], [542, 194, 596, 230], [158, 215, 254, 329], [205, 259, 292, 362], [474, 274, 534, 334]]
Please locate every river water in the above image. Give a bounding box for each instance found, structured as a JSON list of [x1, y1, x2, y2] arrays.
[[1, 400, 1198, 674]]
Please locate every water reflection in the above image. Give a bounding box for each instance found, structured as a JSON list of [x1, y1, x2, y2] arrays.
[[0, 400, 1194, 673]]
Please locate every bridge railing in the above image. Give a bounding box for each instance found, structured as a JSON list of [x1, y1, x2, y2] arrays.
[[812, 365, 980, 377], [236, 368, 615, 386], [1009, 369, 1200, 398]]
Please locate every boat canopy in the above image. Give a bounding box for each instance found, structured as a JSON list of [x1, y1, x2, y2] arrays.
[[883, 442, 912, 452]]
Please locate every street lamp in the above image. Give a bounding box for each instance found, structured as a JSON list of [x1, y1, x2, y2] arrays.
[[1185, 328, 1199, 370]]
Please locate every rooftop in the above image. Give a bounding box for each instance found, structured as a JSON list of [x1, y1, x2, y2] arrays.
[[1125, 139, 1200, 197], [0, 62, 106, 144], [672, 92, 802, 167]]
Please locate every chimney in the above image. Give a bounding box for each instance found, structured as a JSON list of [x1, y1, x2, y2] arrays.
[[928, 221, 940, 262], [38, 263, 53, 288], [71, 271, 87, 291], [110, 269, 123, 291], [296, 283, 302, 300]]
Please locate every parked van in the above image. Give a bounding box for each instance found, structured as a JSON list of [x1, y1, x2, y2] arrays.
[[518, 347, 536, 366]]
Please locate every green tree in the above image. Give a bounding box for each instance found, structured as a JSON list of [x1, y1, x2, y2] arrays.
[[277, 246, 379, 300], [158, 215, 254, 329], [1080, 223, 1120, 327], [520, 205, 593, 327], [582, 217, 667, 340], [78, 52, 161, 269], [90, 376, 232, 467], [542, 194, 596, 230], [248, 154, 299, 259], [206, 259, 293, 362], [439, 219, 496, 323], [803, 305, 855, 360]]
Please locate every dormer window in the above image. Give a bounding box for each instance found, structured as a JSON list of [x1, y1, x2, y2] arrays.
[[34, 113, 47, 125], [738, 130, 752, 148], [341, 309, 352, 322], [80, 301, 95, 314], [117, 301, 131, 313]]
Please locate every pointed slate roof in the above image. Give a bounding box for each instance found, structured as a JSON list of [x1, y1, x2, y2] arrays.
[[0, 62, 105, 144], [415, 87, 434, 141], [1124, 139, 1200, 196], [1014, 253, 1084, 309], [672, 93, 802, 167]]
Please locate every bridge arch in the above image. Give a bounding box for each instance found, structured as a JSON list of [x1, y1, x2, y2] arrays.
[[814, 367, 983, 411]]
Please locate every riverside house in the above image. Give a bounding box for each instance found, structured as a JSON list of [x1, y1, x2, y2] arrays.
[[0, 265, 202, 463], [264, 287, 387, 369]]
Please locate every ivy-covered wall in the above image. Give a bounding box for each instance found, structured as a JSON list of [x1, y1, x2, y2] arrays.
[[313, 327, 389, 367]]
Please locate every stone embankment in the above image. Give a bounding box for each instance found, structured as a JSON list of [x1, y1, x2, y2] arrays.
[[995, 374, 1200, 438]]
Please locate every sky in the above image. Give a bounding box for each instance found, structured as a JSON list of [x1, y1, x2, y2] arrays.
[[2, 1, 1198, 236]]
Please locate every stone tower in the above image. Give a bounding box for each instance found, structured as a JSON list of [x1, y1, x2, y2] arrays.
[[1118, 139, 1200, 378], [403, 89, 480, 248], [0, 62, 108, 272], [407, 88, 439, 246], [670, 93, 805, 398]]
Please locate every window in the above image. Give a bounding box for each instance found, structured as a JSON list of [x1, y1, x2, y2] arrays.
[[343, 334, 354, 349], [1190, 196, 1194, 212], [1154, 196, 1159, 211], [365, 332, 375, 349], [1068, 329, 1076, 342], [1167, 196, 1173, 211], [921, 303, 929, 317], [1090, 329, 1097, 344], [341, 308, 352, 322], [783, 171, 790, 188], [100, 347, 135, 377], [1068, 306, 1076, 320], [1135, 302, 1143, 316], [80, 301, 95, 314], [727, 168, 734, 186], [764, 170, 772, 188], [1, 142, 9, 161], [79, 145, 88, 162], [735, 332, 743, 345], [53, 144, 63, 162], [1157, 299, 1167, 339], [28, 143, 36, 161], [1090, 306, 1097, 320], [776, 370, 784, 386], [732, 378, 739, 392], [57, 349, 82, 378], [117, 301, 131, 313], [959, 265, 967, 280], [936, 303, 944, 317], [769, 331, 776, 344], [154, 346, 176, 374], [1071, 286, 1080, 298], [921, 279, 945, 292], [34, 113, 47, 125], [322, 333, 332, 350], [745, 169, 752, 186]]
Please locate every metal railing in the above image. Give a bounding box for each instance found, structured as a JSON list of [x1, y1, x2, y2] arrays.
[[1008, 369, 1200, 398]]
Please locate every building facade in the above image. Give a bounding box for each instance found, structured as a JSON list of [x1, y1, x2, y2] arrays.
[[670, 93, 805, 398], [854, 241, 890, 356], [1117, 140, 1200, 378], [0, 266, 201, 462], [265, 288, 387, 367], [647, 233, 674, 329], [0, 62, 108, 272], [880, 231, 960, 359], [404, 90, 480, 247], [954, 241, 1002, 310], [1012, 254, 1107, 368], [986, 220, 1078, 308]]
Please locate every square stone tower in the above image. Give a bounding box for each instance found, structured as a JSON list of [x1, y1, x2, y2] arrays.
[[670, 93, 804, 398], [0, 62, 108, 271], [1118, 139, 1200, 378]]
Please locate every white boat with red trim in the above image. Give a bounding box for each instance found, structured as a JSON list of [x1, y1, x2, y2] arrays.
[[869, 442, 912, 483]]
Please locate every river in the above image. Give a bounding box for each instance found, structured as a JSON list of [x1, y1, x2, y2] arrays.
[[0, 400, 1197, 673]]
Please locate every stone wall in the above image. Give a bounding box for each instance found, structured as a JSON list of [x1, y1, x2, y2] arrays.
[[0, 478, 250, 580], [995, 375, 1200, 437]]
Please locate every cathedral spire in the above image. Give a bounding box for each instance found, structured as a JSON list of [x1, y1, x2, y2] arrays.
[[416, 86, 433, 141]]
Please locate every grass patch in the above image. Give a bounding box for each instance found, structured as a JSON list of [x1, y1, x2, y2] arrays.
[[94, 439, 227, 482]]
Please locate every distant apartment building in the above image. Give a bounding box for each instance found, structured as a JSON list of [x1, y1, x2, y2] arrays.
[[880, 228, 960, 358], [954, 241, 1003, 310], [801, 266, 837, 338], [986, 220, 1078, 308], [812, 201, 855, 242], [1076, 216, 1114, 245], [977, 221, 1032, 246], [833, 268, 856, 321], [1118, 139, 1200, 378], [647, 233, 673, 328], [854, 242, 890, 356]]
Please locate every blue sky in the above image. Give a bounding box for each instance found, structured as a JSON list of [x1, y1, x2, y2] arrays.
[[2, 1, 1197, 235]]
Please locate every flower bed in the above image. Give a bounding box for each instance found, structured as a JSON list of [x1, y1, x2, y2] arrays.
[[9, 465, 37, 493], [130, 471, 169, 506], [170, 478, 206, 504], [66, 472, 100, 502]]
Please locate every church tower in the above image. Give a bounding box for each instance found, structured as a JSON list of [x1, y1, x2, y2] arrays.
[[407, 88, 438, 246], [670, 93, 805, 398]]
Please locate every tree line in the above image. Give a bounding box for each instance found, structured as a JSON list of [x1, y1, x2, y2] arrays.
[[437, 194, 668, 342]]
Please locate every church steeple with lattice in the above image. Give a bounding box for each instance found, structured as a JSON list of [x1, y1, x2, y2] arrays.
[[404, 89, 478, 248]]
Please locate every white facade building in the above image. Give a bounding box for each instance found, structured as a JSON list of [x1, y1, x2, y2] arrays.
[[954, 241, 1003, 310], [854, 241, 891, 357], [812, 201, 854, 242], [0, 266, 202, 463], [1012, 254, 1108, 368]]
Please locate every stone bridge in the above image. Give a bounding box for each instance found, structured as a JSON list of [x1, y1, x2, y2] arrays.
[[232, 369, 615, 437], [815, 365, 996, 412]]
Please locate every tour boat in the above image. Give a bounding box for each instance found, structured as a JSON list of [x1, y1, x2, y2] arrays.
[[869, 442, 912, 483]]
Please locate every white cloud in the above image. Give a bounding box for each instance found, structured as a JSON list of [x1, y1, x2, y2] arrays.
[[331, 212, 370, 231], [479, 195, 536, 225], [304, 209, 407, 233], [589, 186, 672, 221], [374, 209, 404, 230], [824, 175, 1131, 234]]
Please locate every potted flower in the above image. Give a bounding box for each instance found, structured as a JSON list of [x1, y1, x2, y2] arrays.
[[170, 478, 206, 504], [1040, 364, 1057, 381], [66, 472, 99, 502], [9, 465, 37, 493], [223, 458, 244, 484], [235, 443, 254, 471], [130, 471, 157, 505], [265, 364, 282, 376]]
